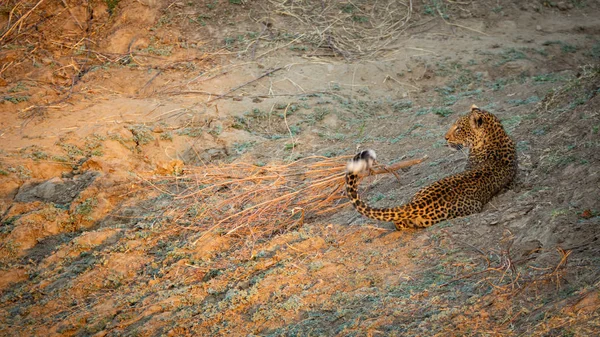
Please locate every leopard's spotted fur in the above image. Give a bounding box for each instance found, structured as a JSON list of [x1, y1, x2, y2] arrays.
[[345, 105, 517, 230]]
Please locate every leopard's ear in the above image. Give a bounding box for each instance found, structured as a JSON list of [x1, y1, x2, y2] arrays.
[[469, 104, 484, 128], [469, 111, 484, 129]]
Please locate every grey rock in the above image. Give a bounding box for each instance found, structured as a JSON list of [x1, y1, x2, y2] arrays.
[[15, 171, 101, 205]]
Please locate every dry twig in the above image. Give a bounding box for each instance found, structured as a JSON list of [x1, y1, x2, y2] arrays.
[[206, 67, 284, 103], [0, 0, 46, 43]]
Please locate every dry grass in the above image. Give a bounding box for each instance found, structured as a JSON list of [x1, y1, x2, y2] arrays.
[[142, 155, 427, 244], [539, 64, 600, 113], [261, 0, 414, 59], [442, 230, 573, 295]]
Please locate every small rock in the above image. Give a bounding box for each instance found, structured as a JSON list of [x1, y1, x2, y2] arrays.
[[530, 4, 541, 12], [557, 2, 569, 10], [536, 25, 542, 31]]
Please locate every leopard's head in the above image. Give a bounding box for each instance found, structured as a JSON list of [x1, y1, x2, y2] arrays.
[[444, 105, 501, 151]]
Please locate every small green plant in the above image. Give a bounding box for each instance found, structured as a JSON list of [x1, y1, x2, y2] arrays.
[[19, 145, 50, 161], [304, 107, 330, 125], [534, 48, 549, 56], [507, 95, 540, 106], [191, 14, 211, 25], [57, 143, 84, 160], [280, 295, 303, 312], [31, 151, 48, 160], [415, 107, 429, 116], [424, 0, 448, 18], [157, 14, 173, 27], [105, 0, 120, 15], [139, 36, 172, 55], [497, 48, 527, 65], [1, 215, 19, 231], [352, 15, 369, 23], [3, 95, 29, 103], [74, 44, 87, 56], [208, 125, 222, 136], [160, 131, 173, 141], [532, 73, 566, 83], [561, 43, 577, 53], [177, 127, 203, 137], [487, 77, 510, 91], [125, 125, 154, 147], [307, 261, 323, 271], [318, 132, 346, 141], [141, 44, 172, 56], [84, 133, 105, 156], [74, 197, 98, 222], [532, 126, 547, 136], [432, 107, 453, 117], [588, 41, 600, 59], [233, 141, 255, 154], [543, 40, 577, 53], [390, 123, 423, 143], [369, 193, 386, 203], [206, 1, 217, 9], [341, 4, 355, 13], [322, 150, 342, 158], [224, 37, 236, 48], [392, 100, 413, 112], [11, 165, 32, 179], [8, 82, 27, 93]]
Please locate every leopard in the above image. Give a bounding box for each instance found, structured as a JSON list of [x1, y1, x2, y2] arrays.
[[345, 105, 517, 230]]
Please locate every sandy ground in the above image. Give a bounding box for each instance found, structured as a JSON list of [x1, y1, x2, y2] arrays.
[[1, 0, 599, 335]]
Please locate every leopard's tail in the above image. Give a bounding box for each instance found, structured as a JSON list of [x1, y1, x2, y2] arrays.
[[345, 150, 409, 224], [345, 149, 376, 215]]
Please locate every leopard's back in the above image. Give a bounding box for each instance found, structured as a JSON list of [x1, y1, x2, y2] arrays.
[[345, 105, 517, 230]]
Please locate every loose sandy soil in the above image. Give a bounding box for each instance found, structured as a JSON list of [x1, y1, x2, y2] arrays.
[[1, 0, 599, 336]]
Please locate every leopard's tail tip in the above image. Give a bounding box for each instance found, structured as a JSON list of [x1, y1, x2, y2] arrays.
[[346, 149, 377, 173]]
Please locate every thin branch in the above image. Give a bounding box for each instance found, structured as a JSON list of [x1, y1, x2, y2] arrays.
[[206, 67, 284, 103]]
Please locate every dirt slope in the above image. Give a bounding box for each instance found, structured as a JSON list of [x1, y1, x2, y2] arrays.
[[1, 0, 599, 336]]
